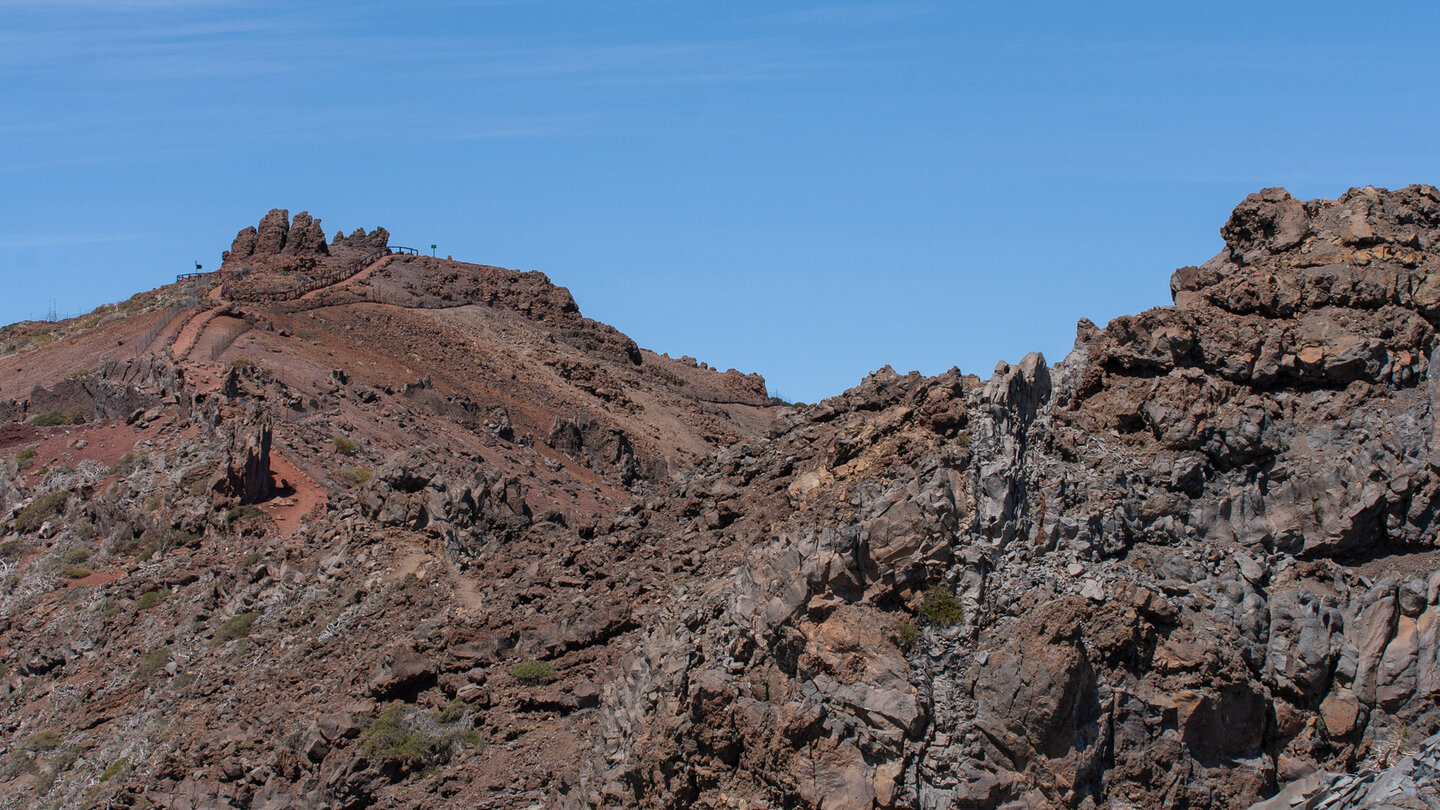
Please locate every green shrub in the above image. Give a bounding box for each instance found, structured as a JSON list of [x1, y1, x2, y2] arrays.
[[135, 590, 166, 610], [919, 585, 964, 628], [61, 566, 91, 579], [15, 447, 36, 470], [0, 540, 28, 562], [338, 466, 372, 487], [134, 647, 171, 678], [109, 526, 160, 561], [100, 755, 131, 782], [433, 698, 473, 724], [62, 548, 90, 565], [28, 410, 67, 427], [225, 505, 266, 524], [361, 705, 479, 770], [15, 490, 69, 532], [361, 706, 432, 769], [332, 436, 357, 456], [895, 618, 920, 649], [512, 659, 557, 686], [164, 528, 201, 547], [213, 611, 259, 645], [22, 731, 62, 751], [107, 450, 143, 477]]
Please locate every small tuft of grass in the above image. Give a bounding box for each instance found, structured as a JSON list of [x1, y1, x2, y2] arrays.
[[100, 755, 131, 782], [61, 566, 92, 580], [433, 698, 473, 725], [332, 436, 357, 456], [134, 646, 171, 678], [338, 466, 372, 487], [225, 505, 266, 524], [212, 611, 259, 645], [15, 447, 36, 471], [107, 450, 143, 477], [135, 590, 166, 610], [895, 618, 920, 649], [62, 548, 91, 565], [512, 659, 557, 686]]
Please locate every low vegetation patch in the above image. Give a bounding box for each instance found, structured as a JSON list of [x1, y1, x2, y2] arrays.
[[134, 646, 171, 678], [360, 705, 480, 771], [61, 566, 92, 580], [15, 490, 69, 533], [512, 659, 557, 686], [919, 585, 964, 628], [212, 611, 259, 645], [338, 466, 372, 487], [15, 447, 36, 471], [107, 450, 143, 477], [225, 505, 266, 524], [433, 698, 474, 725], [332, 436, 358, 456], [135, 590, 167, 610], [62, 548, 90, 565], [100, 755, 131, 782], [22, 731, 62, 752], [895, 617, 920, 649], [28, 409, 81, 427]]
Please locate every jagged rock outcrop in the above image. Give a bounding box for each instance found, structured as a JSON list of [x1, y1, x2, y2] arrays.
[[228, 225, 258, 262], [283, 211, 330, 256], [225, 415, 272, 504], [549, 414, 641, 485], [1250, 731, 1440, 809], [574, 185, 1440, 810], [332, 226, 390, 252], [357, 447, 533, 548], [222, 208, 330, 264], [255, 208, 291, 255]]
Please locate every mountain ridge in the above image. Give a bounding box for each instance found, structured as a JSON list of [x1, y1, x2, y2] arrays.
[[2, 188, 1439, 809]]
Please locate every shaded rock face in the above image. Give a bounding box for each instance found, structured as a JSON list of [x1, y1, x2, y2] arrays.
[[284, 211, 329, 256], [226, 416, 272, 504], [549, 414, 641, 485], [574, 185, 1440, 809]]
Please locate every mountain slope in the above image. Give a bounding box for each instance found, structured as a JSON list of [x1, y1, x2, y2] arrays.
[[3, 190, 1440, 809]]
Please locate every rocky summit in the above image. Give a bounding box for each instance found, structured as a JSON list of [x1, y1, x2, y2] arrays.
[[1, 187, 1440, 809]]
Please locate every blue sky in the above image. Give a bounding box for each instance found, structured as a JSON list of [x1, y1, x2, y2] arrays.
[[2, 1, 1438, 402]]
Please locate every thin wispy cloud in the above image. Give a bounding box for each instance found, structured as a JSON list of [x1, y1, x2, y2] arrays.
[[0, 233, 145, 249]]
